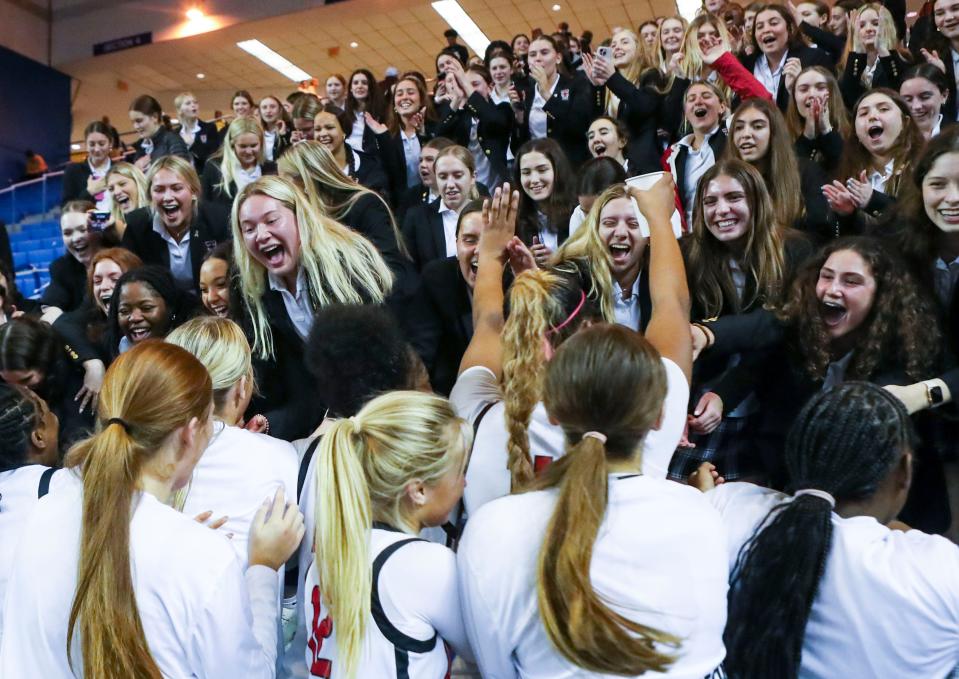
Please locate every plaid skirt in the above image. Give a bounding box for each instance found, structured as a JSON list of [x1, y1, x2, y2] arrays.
[[668, 413, 763, 482]]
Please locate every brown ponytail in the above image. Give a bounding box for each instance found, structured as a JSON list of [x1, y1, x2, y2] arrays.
[[536, 324, 678, 674], [64, 340, 213, 678]]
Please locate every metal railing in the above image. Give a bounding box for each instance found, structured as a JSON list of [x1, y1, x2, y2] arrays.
[[0, 171, 65, 225]]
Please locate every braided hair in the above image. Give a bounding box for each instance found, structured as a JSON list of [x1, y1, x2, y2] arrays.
[[724, 382, 915, 678], [0, 383, 41, 474]]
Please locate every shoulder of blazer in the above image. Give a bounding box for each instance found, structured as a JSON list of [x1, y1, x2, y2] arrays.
[[709, 130, 728, 154], [422, 257, 468, 310], [125, 207, 153, 234]]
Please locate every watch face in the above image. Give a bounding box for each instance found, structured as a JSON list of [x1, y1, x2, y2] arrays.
[[930, 385, 944, 404]]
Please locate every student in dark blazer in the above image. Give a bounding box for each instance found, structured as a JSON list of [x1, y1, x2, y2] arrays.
[[512, 34, 594, 167], [41, 201, 110, 321], [741, 4, 835, 111], [200, 117, 276, 210], [407, 202, 488, 395], [436, 62, 513, 190], [128, 94, 191, 173], [837, 5, 913, 110], [258, 94, 291, 163], [402, 145, 481, 270], [230, 175, 394, 440], [396, 137, 454, 220], [920, 9, 959, 123], [121, 156, 230, 296], [312, 104, 391, 199], [173, 92, 221, 173], [514, 138, 577, 265], [62, 122, 115, 208]]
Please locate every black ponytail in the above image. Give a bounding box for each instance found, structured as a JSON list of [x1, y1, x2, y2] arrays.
[[724, 382, 914, 678], [0, 383, 41, 473]]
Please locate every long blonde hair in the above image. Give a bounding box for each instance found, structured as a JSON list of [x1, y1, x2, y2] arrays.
[[554, 183, 637, 323], [64, 340, 212, 679], [315, 391, 469, 678], [106, 161, 149, 226], [536, 323, 678, 674], [679, 14, 735, 97], [608, 30, 652, 116], [166, 316, 254, 415], [231, 176, 394, 359], [502, 269, 603, 490], [213, 116, 265, 199], [837, 4, 908, 73], [277, 141, 409, 258]]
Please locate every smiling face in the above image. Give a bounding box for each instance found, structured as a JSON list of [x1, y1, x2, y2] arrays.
[[815, 249, 877, 340], [199, 257, 230, 317], [857, 8, 881, 48], [513, 35, 530, 55], [456, 211, 484, 288], [233, 132, 261, 169], [696, 21, 723, 55], [587, 119, 626, 161], [489, 56, 512, 86], [108, 173, 138, 213], [394, 79, 422, 117], [599, 196, 647, 285], [351, 72, 370, 100], [232, 96, 252, 118], [732, 107, 771, 163], [117, 281, 171, 344], [754, 9, 790, 56], [259, 98, 281, 125], [611, 31, 638, 67], [86, 131, 111, 165], [703, 174, 752, 245], [901, 77, 946, 131], [794, 69, 830, 118], [238, 194, 302, 284], [128, 110, 159, 140], [528, 38, 561, 78], [519, 151, 555, 202], [293, 116, 315, 141], [922, 151, 959, 232], [150, 168, 195, 234], [92, 258, 124, 314], [178, 95, 199, 120], [935, 0, 959, 41], [314, 113, 345, 154], [435, 155, 475, 211], [855, 92, 904, 161], [326, 76, 345, 102], [60, 211, 95, 265], [660, 18, 685, 54], [684, 84, 725, 134]]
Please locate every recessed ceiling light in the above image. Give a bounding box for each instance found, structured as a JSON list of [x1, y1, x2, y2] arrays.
[[236, 39, 312, 81], [907, 10, 917, 17], [71, 143, 82, 151], [432, 0, 491, 54], [552, 4, 560, 10], [186, 7, 204, 20], [196, 72, 205, 79], [350, 41, 359, 48]]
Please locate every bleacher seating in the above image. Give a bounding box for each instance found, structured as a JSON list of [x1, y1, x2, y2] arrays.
[[3, 174, 66, 299]]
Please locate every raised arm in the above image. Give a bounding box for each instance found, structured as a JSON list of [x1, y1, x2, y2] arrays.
[[458, 184, 521, 379], [630, 175, 692, 382]]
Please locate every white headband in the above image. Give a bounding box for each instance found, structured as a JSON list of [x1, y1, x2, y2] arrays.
[[793, 488, 836, 508]]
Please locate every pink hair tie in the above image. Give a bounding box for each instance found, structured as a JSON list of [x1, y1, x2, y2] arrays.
[[546, 290, 586, 336], [582, 431, 607, 444]]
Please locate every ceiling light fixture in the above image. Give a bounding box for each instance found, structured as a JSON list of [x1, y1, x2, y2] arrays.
[[350, 41, 359, 48], [906, 10, 917, 17], [236, 39, 312, 81], [431, 0, 491, 55], [71, 143, 82, 151], [196, 72, 205, 79], [552, 4, 561, 10]]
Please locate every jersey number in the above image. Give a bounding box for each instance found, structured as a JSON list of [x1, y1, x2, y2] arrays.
[[308, 585, 334, 677]]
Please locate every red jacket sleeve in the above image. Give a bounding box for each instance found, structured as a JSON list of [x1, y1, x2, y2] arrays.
[[713, 51, 774, 102]]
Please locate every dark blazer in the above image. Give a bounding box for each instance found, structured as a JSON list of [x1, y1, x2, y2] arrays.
[[40, 255, 87, 313], [435, 93, 513, 187], [53, 301, 112, 365], [402, 199, 449, 270], [797, 157, 836, 242], [175, 119, 221, 172], [598, 72, 673, 174], [345, 144, 391, 200], [739, 46, 835, 111], [200, 159, 277, 209], [120, 204, 231, 294], [665, 129, 728, 217], [132, 127, 191, 163], [515, 72, 594, 166], [839, 51, 912, 111], [407, 256, 474, 395], [795, 129, 844, 175], [799, 22, 846, 62], [266, 127, 292, 164], [398, 182, 437, 223], [61, 162, 99, 205], [372, 122, 438, 207]]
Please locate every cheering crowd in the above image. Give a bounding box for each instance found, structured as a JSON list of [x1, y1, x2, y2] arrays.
[[2, 0, 959, 676]]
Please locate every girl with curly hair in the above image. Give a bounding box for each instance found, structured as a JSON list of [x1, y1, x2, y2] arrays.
[[693, 236, 942, 485]]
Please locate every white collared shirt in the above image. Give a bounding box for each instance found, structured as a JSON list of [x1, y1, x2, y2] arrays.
[[754, 51, 787, 99], [529, 76, 559, 140], [868, 159, 895, 193], [400, 129, 422, 188], [438, 200, 459, 257], [235, 164, 262, 193], [179, 119, 201, 148], [935, 255, 959, 308], [268, 267, 313, 340], [152, 212, 192, 289], [677, 127, 721, 217], [613, 276, 642, 330], [347, 111, 365, 151], [952, 49, 959, 121], [263, 130, 277, 161], [932, 113, 945, 139]]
